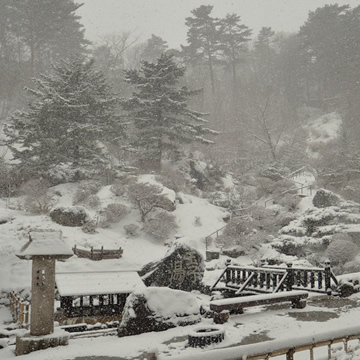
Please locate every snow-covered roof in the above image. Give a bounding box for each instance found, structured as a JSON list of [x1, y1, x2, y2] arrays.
[[16, 231, 73, 259], [55, 271, 146, 296]]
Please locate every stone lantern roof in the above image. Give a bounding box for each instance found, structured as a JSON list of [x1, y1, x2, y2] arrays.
[[16, 231, 73, 260]]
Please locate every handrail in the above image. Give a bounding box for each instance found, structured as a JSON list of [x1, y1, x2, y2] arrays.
[[157, 325, 360, 360]]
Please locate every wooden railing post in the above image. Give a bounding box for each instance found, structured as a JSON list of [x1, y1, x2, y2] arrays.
[[324, 260, 332, 294], [286, 263, 294, 291], [286, 348, 295, 360]]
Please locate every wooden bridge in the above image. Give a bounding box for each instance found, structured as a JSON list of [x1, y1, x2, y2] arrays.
[[211, 262, 338, 295]]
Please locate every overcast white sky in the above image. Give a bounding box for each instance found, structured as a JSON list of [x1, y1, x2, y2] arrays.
[[77, 0, 360, 48]]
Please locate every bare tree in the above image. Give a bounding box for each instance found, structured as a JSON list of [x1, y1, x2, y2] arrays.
[[241, 88, 287, 162]]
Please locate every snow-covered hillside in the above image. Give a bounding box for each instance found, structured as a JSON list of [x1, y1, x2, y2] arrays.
[[0, 180, 228, 293]]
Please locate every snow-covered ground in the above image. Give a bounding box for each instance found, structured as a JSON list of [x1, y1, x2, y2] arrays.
[[2, 174, 360, 360]]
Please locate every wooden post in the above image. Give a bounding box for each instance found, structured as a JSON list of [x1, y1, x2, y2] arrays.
[[286, 348, 295, 360], [328, 341, 333, 359], [324, 260, 331, 294], [286, 263, 294, 291], [310, 347, 314, 360], [24, 303, 30, 327], [101, 246, 104, 260], [318, 270, 323, 290]]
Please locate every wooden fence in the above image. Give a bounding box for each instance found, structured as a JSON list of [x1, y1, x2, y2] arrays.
[[9, 292, 30, 328], [72, 245, 123, 260], [211, 263, 338, 295]]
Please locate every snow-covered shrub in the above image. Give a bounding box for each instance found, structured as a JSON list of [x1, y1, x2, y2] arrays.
[[50, 206, 90, 227], [271, 236, 307, 257], [256, 177, 294, 199], [103, 203, 130, 223], [259, 165, 289, 181], [156, 169, 188, 193], [20, 178, 54, 214], [338, 180, 360, 203], [302, 207, 338, 236], [85, 194, 101, 209], [110, 181, 126, 196], [73, 180, 102, 205], [144, 212, 178, 241], [256, 177, 275, 198], [223, 217, 254, 237], [276, 193, 301, 211], [123, 223, 139, 236], [343, 260, 360, 274], [274, 212, 298, 228], [208, 191, 230, 208], [326, 234, 360, 266], [250, 206, 278, 233], [82, 220, 98, 234]]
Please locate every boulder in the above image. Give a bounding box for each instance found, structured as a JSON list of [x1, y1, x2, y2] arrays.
[[117, 287, 201, 337], [139, 242, 205, 292], [338, 282, 355, 298], [313, 189, 341, 208], [50, 206, 90, 227]]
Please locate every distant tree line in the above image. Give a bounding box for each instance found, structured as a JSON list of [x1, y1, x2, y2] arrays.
[[2, 1, 360, 198]]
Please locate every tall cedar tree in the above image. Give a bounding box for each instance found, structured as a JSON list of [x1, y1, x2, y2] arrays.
[[122, 53, 218, 170], [5, 57, 124, 176]]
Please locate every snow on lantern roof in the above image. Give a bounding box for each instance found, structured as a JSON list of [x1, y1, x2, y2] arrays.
[[16, 231, 73, 260], [56, 271, 146, 297]]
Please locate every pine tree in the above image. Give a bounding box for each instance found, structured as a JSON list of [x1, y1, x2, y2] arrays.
[[141, 34, 168, 62], [182, 5, 221, 93], [122, 53, 218, 170], [5, 56, 124, 178], [219, 13, 251, 88]]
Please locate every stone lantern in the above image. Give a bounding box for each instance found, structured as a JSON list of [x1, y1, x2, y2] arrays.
[[15, 231, 73, 356]]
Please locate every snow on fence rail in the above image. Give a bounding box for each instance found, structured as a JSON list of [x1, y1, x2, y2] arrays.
[[72, 245, 123, 260], [9, 291, 30, 328], [157, 325, 360, 360]]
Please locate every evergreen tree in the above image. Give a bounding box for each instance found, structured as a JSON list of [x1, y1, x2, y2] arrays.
[[219, 13, 251, 88], [5, 57, 124, 178], [9, 0, 89, 74], [141, 34, 168, 62], [182, 5, 221, 93], [122, 53, 218, 170]]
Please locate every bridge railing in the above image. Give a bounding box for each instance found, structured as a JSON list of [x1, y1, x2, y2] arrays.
[[211, 262, 338, 295], [157, 325, 360, 360]]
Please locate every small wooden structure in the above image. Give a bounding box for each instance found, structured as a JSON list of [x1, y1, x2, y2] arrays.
[[72, 245, 123, 260], [55, 271, 145, 321]]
